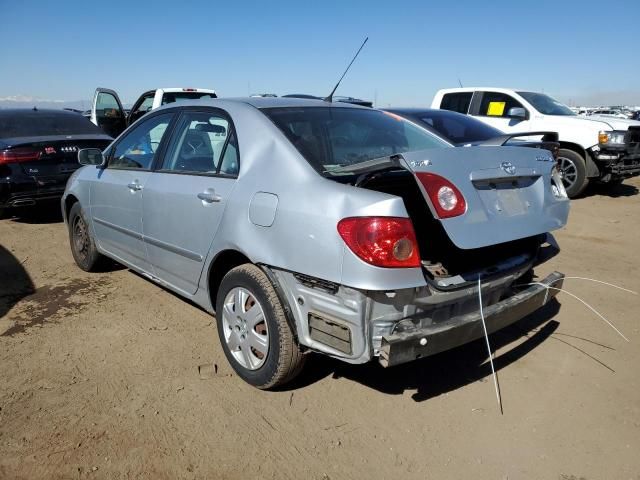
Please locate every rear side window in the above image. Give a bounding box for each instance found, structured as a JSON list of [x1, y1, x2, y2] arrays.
[[440, 92, 473, 114], [161, 111, 238, 176], [0, 111, 105, 137], [108, 113, 173, 170], [477, 92, 524, 117]]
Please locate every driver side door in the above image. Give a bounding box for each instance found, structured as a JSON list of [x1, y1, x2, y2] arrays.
[[90, 112, 176, 274], [91, 88, 127, 138]]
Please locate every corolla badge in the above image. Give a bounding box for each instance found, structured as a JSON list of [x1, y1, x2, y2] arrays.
[[500, 161, 516, 175], [410, 159, 432, 168]]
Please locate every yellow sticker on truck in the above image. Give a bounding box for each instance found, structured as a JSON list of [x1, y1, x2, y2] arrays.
[[487, 101, 506, 116]]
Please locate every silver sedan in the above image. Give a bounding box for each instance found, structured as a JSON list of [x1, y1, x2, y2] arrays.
[[62, 97, 570, 388]]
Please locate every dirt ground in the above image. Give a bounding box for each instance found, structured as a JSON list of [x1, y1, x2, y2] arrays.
[[1, 179, 639, 480]]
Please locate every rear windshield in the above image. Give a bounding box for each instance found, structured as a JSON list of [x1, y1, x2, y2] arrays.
[[262, 107, 449, 176], [161, 92, 217, 105], [416, 110, 503, 144], [0, 111, 104, 138]]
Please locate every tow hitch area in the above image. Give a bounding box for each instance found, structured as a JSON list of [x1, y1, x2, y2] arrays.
[[379, 271, 564, 367]]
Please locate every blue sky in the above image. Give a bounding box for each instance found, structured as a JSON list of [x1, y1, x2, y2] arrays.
[[1, 0, 638, 107]]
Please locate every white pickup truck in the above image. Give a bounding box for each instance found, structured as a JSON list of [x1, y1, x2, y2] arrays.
[[90, 87, 217, 138], [432, 88, 640, 197]]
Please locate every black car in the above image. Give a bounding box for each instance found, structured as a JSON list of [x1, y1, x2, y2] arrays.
[[0, 109, 112, 216], [385, 108, 559, 157]]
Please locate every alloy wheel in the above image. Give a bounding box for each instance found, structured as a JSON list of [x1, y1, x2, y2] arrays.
[[557, 156, 578, 191], [73, 215, 89, 261], [221, 287, 269, 370]]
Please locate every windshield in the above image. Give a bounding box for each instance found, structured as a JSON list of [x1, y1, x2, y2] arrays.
[[414, 110, 503, 144], [0, 111, 105, 138], [517, 92, 575, 116], [262, 107, 449, 176]]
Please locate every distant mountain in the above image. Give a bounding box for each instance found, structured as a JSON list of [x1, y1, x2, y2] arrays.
[[0, 95, 90, 111]]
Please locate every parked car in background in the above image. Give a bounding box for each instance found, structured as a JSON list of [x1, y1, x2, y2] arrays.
[[588, 109, 629, 119], [63, 97, 569, 389], [384, 108, 559, 158], [432, 88, 640, 197], [0, 109, 112, 217], [91, 87, 217, 137]]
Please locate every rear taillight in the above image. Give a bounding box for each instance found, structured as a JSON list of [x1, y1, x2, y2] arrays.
[[415, 172, 466, 219], [0, 148, 41, 165], [337, 217, 420, 268]]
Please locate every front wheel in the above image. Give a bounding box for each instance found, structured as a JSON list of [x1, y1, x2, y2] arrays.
[[68, 202, 105, 272], [216, 264, 305, 389], [557, 149, 589, 198]]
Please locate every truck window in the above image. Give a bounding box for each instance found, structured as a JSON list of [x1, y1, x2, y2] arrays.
[[129, 95, 155, 124], [161, 92, 217, 105], [440, 92, 473, 114], [477, 92, 524, 118]]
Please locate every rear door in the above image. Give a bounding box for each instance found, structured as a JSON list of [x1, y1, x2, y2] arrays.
[[141, 109, 239, 294], [90, 112, 175, 273], [470, 91, 531, 133], [91, 88, 127, 137], [402, 146, 569, 249]]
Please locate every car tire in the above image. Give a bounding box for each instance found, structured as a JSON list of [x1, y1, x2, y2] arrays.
[[557, 149, 589, 198], [68, 202, 104, 272], [216, 264, 306, 389]]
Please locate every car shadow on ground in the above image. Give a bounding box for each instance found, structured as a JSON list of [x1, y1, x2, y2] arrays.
[[0, 244, 35, 320], [286, 300, 567, 401], [4, 201, 63, 224], [584, 182, 639, 198]]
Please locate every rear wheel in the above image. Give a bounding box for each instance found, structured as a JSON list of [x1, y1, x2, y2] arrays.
[[68, 202, 104, 272], [557, 149, 589, 198], [216, 264, 305, 389]]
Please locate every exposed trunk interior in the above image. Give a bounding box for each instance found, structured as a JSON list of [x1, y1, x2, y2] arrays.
[[339, 169, 543, 282]]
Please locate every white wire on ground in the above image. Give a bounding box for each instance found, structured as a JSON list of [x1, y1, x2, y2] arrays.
[[477, 276, 503, 414], [551, 276, 637, 296], [520, 282, 630, 342]]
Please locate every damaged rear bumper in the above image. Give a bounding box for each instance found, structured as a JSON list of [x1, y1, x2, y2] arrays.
[[379, 271, 564, 367]]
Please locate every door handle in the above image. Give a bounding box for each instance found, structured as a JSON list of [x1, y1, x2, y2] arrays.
[[127, 181, 143, 191], [197, 190, 222, 203]]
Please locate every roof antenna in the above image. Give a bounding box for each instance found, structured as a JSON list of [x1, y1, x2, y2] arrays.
[[325, 37, 368, 103], [458, 78, 463, 88]]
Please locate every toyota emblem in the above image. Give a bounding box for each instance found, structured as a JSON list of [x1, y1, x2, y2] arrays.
[[501, 162, 516, 175]]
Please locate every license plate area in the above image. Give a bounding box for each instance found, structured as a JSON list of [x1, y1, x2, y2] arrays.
[[473, 177, 538, 217]]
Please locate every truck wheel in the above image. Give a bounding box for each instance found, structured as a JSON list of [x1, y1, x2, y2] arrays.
[[68, 202, 105, 272], [557, 149, 589, 198], [216, 264, 306, 389]]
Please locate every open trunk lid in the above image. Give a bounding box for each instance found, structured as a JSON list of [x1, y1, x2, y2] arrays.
[[402, 146, 569, 250]]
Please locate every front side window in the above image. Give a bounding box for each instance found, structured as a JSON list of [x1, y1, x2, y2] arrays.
[[95, 92, 123, 121], [440, 92, 473, 114], [262, 107, 449, 176], [477, 92, 525, 118], [161, 111, 238, 175], [129, 95, 155, 123], [108, 113, 173, 170], [517, 92, 575, 116]]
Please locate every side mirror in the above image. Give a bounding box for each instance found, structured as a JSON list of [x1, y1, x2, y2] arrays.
[[508, 107, 527, 120], [78, 148, 106, 168]]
